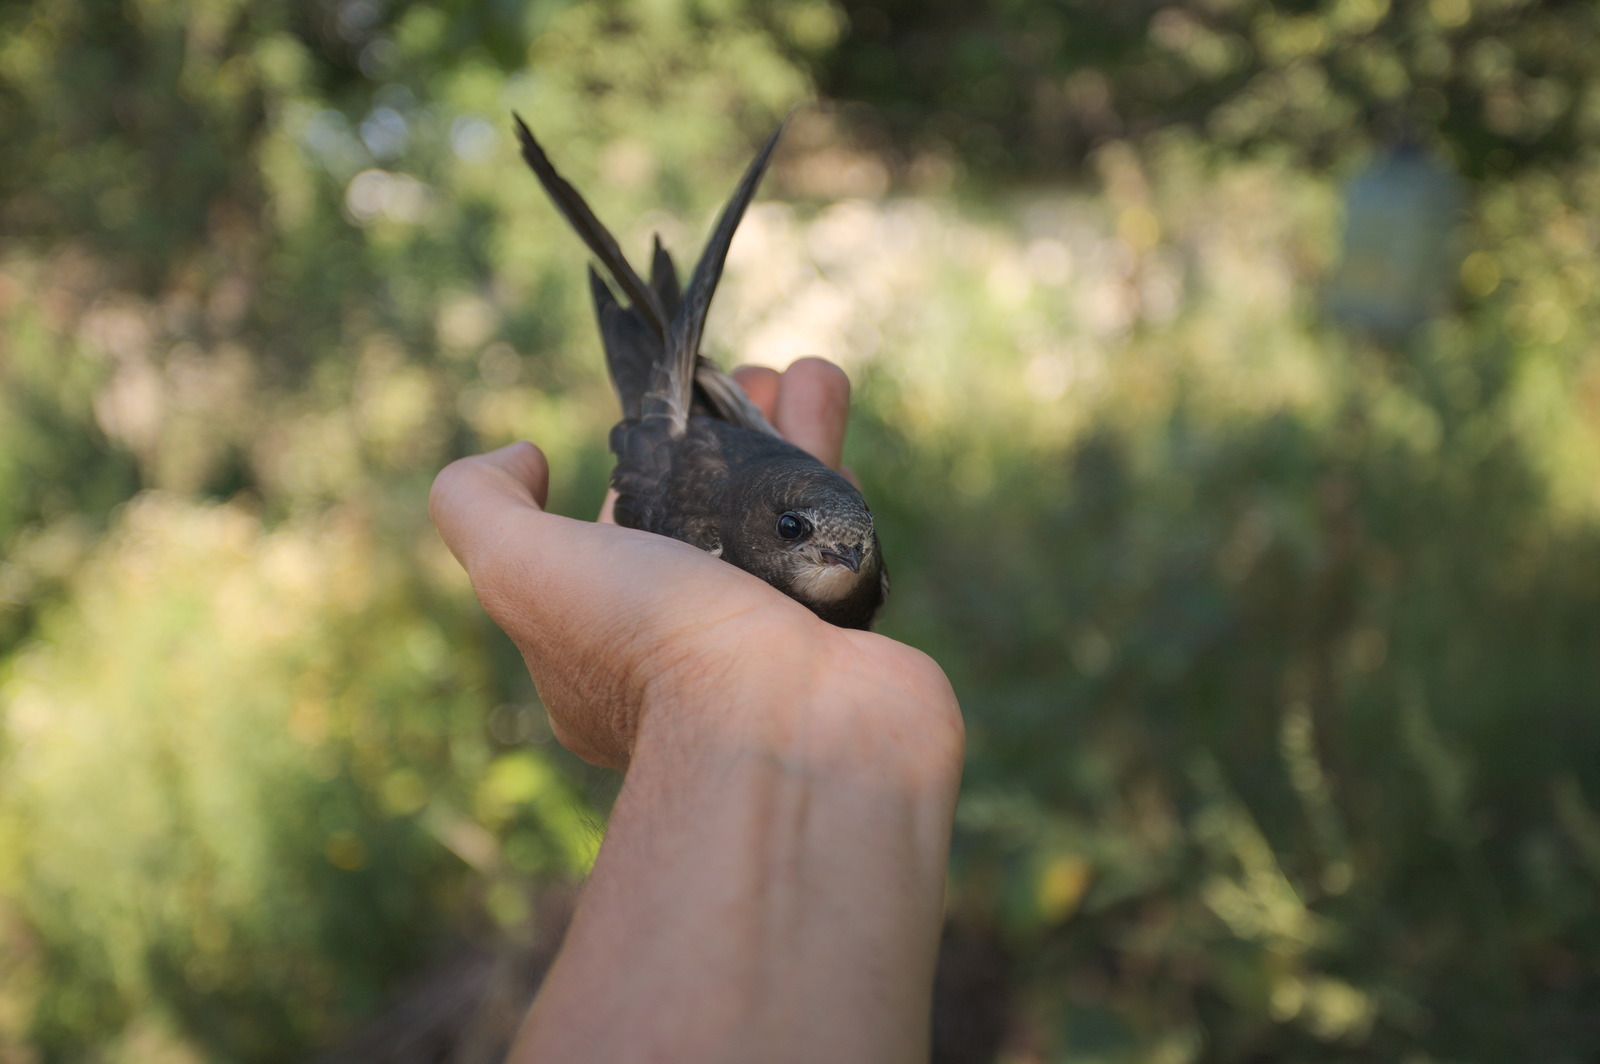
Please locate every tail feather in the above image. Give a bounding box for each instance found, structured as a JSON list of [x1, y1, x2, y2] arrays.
[[588, 268, 657, 421], [650, 236, 681, 321]]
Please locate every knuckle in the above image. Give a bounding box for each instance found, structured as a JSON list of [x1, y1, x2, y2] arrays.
[[427, 458, 471, 517]]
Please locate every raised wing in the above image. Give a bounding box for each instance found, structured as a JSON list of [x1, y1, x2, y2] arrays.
[[644, 121, 786, 433], [514, 114, 667, 336]]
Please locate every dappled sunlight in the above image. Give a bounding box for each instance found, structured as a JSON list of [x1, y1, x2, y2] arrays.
[[5, 0, 1600, 1058], [707, 138, 1359, 481]]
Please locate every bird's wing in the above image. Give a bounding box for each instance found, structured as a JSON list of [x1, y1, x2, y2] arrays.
[[644, 121, 786, 434], [514, 114, 667, 337], [608, 418, 677, 532], [652, 239, 779, 436], [693, 359, 782, 436]]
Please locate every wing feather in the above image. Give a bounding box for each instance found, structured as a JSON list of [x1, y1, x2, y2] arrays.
[[514, 114, 667, 336], [645, 121, 785, 430]]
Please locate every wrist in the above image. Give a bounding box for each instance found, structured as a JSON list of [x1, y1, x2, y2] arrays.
[[521, 627, 963, 1063], [631, 625, 965, 800]]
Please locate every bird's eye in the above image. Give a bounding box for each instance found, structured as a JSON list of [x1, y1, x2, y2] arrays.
[[776, 512, 809, 541]]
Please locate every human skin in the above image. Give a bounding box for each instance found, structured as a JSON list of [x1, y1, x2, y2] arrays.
[[429, 357, 965, 1063]]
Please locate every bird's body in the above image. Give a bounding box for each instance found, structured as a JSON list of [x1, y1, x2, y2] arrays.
[[514, 116, 887, 629], [623, 417, 885, 629]]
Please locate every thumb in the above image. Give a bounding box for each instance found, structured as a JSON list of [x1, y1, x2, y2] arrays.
[[429, 441, 551, 570]]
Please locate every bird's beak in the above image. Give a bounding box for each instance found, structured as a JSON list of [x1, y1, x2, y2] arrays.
[[819, 545, 862, 573]]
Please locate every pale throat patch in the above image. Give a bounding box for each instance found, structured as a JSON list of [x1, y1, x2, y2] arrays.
[[790, 557, 860, 602]]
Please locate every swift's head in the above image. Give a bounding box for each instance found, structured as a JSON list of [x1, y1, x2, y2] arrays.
[[734, 466, 885, 630]]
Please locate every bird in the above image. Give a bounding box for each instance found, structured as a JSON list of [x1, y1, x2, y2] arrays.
[[513, 115, 887, 630]]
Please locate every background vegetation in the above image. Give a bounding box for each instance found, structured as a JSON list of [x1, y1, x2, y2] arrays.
[[3, 0, 1599, 1060]]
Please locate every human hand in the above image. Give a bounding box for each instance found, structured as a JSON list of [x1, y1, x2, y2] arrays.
[[429, 357, 962, 775]]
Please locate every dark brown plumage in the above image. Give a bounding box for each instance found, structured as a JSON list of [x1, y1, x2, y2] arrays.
[[514, 115, 886, 629]]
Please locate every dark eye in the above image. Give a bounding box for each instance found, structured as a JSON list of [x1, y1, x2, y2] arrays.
[[776, 512, 809, 541]]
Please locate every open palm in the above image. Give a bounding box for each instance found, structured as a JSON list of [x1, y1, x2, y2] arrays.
[[429, 357, 959, 770]]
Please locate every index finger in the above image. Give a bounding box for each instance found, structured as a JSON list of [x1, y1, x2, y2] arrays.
[[773, 357, 851, 470]]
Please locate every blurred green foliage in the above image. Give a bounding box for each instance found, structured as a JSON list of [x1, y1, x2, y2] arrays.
[[822, 0, 1600, 178], [2, 0, 1600, 1061]]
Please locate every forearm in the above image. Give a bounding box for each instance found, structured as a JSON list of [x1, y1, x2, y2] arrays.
[[511, 662, 963, 1063]]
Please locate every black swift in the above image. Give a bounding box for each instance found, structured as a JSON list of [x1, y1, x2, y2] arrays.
[[514, 116, 886, 629]]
